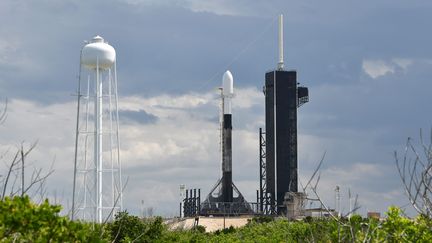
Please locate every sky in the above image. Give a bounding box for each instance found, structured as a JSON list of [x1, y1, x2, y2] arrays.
[[1, 0, 432, 217]]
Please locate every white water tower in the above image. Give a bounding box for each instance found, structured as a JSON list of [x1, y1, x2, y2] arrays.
[[72, 35, 123, 223]]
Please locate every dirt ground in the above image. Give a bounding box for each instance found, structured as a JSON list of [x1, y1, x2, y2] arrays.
[[166, 216, 253, 232]]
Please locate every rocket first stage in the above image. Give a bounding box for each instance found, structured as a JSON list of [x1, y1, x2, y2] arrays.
[[221, 70, 234, 203]]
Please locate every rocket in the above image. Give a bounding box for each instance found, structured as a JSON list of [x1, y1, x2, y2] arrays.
[[221, 70, 234, 202], [201, 70, 252, 215]]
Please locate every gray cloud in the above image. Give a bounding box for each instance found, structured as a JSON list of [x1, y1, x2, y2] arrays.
[[120, 109, 158, 124]]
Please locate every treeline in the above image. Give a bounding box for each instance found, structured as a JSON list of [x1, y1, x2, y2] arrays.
[[1, 196, 431, 242]]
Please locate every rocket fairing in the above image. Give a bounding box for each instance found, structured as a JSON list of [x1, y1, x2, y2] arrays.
[[221, 70, 234, 203], [222, 71, 234, 114]]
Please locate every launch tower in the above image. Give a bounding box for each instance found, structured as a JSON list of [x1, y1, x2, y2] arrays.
[[260, 15, 309, 215]]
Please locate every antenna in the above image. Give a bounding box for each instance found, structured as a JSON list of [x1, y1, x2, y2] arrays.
[[348, 188, 353, 219], [335, 185, 341, 218], [277, 14, 284, 70]]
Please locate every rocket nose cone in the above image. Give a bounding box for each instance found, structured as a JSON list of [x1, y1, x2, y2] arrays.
[[222, 70, 234, 95], [223, 70, 233, 84]]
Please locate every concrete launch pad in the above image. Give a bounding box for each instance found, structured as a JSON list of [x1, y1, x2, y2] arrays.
[[166, 216, 252, 233]]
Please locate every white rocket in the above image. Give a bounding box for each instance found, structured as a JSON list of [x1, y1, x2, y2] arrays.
[[221, 70, 234, 202]]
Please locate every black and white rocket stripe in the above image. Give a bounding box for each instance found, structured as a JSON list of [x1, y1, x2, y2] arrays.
[[221, 70, 234, 203]]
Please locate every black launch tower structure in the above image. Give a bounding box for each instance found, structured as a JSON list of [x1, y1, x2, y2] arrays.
[[258, 14, 309, 215], [261, 70, 308, 215]]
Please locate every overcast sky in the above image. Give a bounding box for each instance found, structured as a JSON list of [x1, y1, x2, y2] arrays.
[[1, 0, 432, 217]]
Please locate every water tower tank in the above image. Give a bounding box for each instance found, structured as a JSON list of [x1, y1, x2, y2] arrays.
[[81, 35, 116, 70]]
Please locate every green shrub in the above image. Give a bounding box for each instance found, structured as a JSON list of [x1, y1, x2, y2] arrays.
[[105, 211, 164, 243], [249, 215, 274, 224], [193, 225, 206, 233], [0, 196, 104, 242], [2, 197, 431, 242]]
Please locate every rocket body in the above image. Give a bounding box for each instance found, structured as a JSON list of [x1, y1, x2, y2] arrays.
[[221, 71, 234, 203]]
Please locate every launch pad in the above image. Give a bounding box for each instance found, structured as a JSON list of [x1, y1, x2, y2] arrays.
[[200, 178, 253, 216]]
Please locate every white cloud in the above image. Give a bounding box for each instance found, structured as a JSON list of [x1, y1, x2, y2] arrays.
[[121, 0, 278, 17], [0, 83, 414, 216], [324, 163, 382, 181], [362, 60, 395, 79], [0, 87, 264, 215], [233, 87, 262, 109], [0, 83, 416, 216], [392, 58, 413, 70], [0, 38, 42, 73], [362, 58, 413, 79], [121, 93, 212, 111], [183, 0, 245, 16], [0, 39, 16, 62]]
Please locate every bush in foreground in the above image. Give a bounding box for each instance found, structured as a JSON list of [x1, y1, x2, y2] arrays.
[[0, 196, 103, 242], [105, 211, 163, 242], [1, 196, 431, 242]]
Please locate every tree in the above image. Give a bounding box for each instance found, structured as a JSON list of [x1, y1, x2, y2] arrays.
[[395, 130, 432, 218], [0, 142, 54, 200], [0, 195, 104, 242], [0, 100, 54, 202]]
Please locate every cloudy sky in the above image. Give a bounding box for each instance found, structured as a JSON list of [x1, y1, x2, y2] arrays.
[[1, 0, 432, 217]]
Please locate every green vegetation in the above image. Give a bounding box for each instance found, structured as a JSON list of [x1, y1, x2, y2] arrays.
[[0, 196, 102, 242], [105, 211, 163, 242], [1, 196, 431, 242]]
